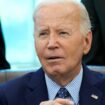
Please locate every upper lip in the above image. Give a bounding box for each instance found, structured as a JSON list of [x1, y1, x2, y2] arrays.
[[46, 56, 64, 60]]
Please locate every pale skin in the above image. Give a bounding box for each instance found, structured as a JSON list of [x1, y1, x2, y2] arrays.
[[40, 98, 74, 105], [34, 2, 92, 105]]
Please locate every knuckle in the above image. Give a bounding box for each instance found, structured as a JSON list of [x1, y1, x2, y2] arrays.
[[40, 101, 45, 105]]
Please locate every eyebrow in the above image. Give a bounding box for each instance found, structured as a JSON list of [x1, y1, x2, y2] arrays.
[[36, 26, 49, 32]]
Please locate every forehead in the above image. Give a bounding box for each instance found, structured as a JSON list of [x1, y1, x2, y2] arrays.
[[35, 3, 80, 27]]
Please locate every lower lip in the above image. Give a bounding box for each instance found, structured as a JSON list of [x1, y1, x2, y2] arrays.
[[47, 58, 63, 62]]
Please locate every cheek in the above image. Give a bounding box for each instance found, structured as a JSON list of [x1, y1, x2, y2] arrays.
[[65, 37, 84, 58], [35, 40, 42, 56], [35, 39, 46, 61]]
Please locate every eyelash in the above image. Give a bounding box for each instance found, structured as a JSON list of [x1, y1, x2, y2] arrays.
[[59, 31, 69, 35], [39, 31, 48, 36]]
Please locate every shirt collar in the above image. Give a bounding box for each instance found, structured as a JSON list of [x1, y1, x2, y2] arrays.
[[45, 74, 60, 100], [45, 66, 83, 104], [65, 67, 83, 104]]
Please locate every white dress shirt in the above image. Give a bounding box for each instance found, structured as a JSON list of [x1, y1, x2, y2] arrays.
[[45, 66, 83, 105]]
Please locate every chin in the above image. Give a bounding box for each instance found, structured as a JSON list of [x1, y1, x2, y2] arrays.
[[46, 67, 65, 75]]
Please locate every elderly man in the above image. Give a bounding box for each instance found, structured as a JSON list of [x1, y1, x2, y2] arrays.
[[0, 0, 105, 105]]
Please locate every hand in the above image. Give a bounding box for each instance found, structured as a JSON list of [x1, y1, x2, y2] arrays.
[[40, 98, 74, 105]]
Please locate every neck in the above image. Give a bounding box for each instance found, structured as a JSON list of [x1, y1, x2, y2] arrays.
[[49, 68, 81, 86]]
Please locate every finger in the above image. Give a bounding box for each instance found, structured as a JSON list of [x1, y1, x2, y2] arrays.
[[40, 100, 55, 105], [55, 98, 74, 105]]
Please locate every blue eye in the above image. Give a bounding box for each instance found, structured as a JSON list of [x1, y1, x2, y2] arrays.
[[59, 31, 69, 36], [39, 31, 48, 36], [60, 31, 68, 34], [40, 32, 47, 35]]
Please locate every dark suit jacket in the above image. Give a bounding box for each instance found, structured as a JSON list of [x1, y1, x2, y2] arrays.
[[82, 0, 105, 65], [0, 21, 10, 69], [0, 66, 105, 105]]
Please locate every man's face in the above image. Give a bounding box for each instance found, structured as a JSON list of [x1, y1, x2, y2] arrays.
[[34, 3, 92, 79]]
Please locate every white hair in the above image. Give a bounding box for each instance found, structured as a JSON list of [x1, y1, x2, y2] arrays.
[[33, 0, 91, 36]]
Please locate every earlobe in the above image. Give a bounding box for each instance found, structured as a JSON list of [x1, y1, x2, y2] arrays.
[[83, 31, 92, 55]]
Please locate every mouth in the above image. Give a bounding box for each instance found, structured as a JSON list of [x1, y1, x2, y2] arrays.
[[46, 56, 64, 62]]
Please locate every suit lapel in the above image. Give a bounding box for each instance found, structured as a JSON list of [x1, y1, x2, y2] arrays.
[[79, 66, 103, 105], [24, 66, 104, 105], [25, 68, 48, 105]]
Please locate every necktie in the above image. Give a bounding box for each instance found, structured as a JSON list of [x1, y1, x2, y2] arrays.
[[55, 88, 71, 99]]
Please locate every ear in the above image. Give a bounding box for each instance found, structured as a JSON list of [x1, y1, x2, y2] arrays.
[[83, 31, 92, 55]]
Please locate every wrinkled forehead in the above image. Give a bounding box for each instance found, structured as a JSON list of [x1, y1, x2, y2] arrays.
[[34, 3, 80, 23]]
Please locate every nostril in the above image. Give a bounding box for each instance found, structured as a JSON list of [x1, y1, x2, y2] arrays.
[[47, 38, 59, 49], [47, 43, 58, 49]]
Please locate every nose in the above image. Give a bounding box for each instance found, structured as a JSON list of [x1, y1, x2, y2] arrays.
[[47, 34, 59, 49]]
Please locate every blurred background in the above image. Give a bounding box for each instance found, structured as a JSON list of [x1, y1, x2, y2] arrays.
[[1, 0, 105, 83], [0, 0, 80, 70]]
